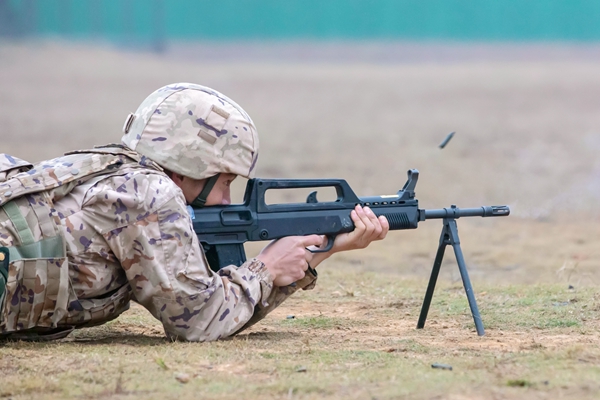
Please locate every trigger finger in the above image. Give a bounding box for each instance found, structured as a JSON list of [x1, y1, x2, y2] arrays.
[[309, 235, 327, 250]]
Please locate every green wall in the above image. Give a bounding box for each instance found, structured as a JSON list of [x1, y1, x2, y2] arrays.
[[4, 0, 600, 41]]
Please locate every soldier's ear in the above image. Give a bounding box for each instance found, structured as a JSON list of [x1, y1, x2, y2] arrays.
[[168, 171, 185, 188]]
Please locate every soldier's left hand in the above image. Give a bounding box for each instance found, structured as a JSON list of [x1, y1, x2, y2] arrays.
[[328, 205, 389, 253]]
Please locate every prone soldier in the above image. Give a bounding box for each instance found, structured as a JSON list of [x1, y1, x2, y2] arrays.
[[0, 83, 388, 341]]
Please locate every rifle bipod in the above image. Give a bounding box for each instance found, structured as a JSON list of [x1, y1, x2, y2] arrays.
[[417, 216, 485, 336]]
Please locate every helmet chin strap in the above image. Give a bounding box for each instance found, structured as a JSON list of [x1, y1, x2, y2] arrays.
[[190, 173, 220, 208]]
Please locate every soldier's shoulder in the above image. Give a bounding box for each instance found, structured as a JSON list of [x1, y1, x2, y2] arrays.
[[90, 167, 179, 201], [81, 169, 185, 230]]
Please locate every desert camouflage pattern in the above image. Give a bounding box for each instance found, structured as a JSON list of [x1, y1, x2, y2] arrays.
[[121, 83, 260, 180], [0, 146, 316, 341], [0, 154, 32, 181]]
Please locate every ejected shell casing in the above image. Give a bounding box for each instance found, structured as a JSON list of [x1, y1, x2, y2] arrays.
[[439, 131, 455, 149]]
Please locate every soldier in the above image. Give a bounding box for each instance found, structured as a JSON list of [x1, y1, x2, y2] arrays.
[[0, 83, 388, 341]]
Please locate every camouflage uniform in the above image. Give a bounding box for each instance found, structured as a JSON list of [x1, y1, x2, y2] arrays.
[[0, 84, 317, 341]]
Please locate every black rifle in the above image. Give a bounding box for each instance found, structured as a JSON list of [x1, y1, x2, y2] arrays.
[[192, 169, 509, 336]]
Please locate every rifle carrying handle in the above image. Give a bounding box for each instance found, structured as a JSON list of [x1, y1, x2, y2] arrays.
[[253, 178, 361, 212]]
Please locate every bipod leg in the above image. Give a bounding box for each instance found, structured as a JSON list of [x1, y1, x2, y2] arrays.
[[446, 219, 485, 336], [417, 223, 450, 329]]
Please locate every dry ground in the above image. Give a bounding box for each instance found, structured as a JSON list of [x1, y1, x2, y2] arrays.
[[2, 277, 599, 399], [0, 40, 599, 399]]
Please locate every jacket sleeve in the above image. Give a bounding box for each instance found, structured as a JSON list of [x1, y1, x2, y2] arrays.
[[94, 172, 315, 341], [235, 270, 317, 334]]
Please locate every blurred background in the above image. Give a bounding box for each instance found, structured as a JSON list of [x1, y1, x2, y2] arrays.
[[3, 0, 600, 43], [1, 0, 599, 282]]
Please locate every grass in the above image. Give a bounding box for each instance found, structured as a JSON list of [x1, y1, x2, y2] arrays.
[[1, 270, 599, 400], [433, 283, 596, 331]]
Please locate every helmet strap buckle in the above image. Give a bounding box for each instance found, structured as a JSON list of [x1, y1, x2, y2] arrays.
[[190, 174, 220, 208]]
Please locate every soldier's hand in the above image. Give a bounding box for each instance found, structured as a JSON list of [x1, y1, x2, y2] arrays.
[[256, 235, 324, 287], [330, 205, 389, 253]]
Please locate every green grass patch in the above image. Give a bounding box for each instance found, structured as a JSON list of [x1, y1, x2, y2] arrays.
[[424, 283, 594, 331], [506, 379, 533, 387]]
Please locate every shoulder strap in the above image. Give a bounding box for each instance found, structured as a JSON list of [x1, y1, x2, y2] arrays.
[[2, 201, 35, 245]]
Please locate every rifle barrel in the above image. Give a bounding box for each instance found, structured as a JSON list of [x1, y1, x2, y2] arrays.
[[422, 205, 510, 220]]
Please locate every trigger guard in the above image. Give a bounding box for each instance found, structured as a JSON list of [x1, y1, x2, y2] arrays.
[[308, 235, 334, 253]]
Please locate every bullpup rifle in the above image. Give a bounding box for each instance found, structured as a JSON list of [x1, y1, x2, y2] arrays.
[[192, 169, 509, 336]]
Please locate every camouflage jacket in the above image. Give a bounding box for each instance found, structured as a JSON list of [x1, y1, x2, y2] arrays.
[[0, 146, 316, 341]]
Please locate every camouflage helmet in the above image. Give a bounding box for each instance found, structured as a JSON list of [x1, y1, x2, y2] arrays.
[[121, 83, 259, 180]]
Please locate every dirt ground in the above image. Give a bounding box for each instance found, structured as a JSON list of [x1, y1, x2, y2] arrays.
[[1, 40, 600, 399]]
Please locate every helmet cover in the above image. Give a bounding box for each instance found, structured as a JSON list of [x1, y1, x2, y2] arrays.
[[121, 83, 259, 180]]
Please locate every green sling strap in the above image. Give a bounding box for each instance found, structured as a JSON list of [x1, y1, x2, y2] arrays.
[[1, 201, 64, 262], [3, 201, 35, 246]]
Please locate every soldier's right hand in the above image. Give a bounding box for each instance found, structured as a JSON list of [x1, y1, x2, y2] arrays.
[[256, 235, 324, 287]]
